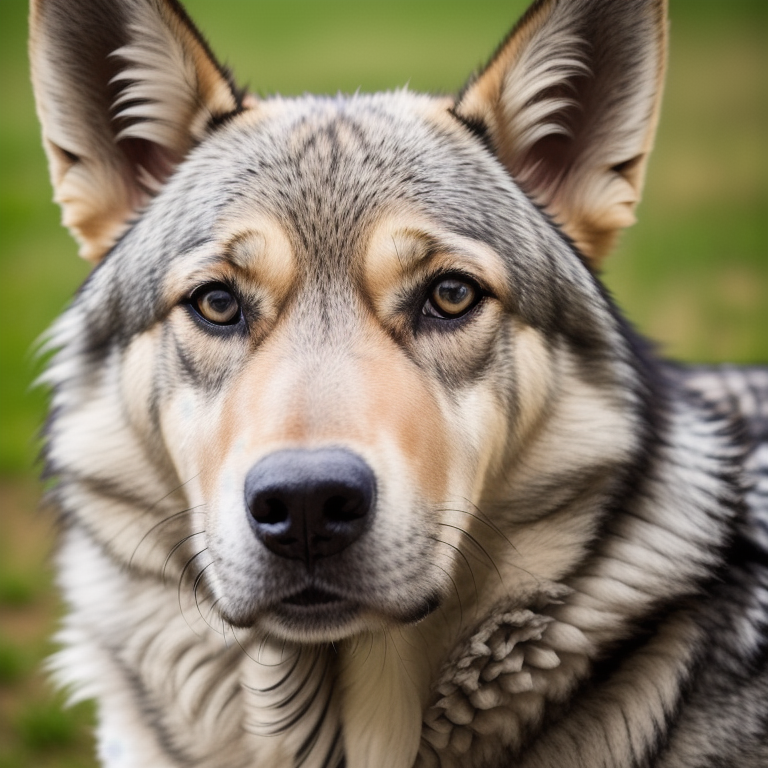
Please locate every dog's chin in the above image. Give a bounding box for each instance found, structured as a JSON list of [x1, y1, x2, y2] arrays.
[[224, 588, 442, 643]]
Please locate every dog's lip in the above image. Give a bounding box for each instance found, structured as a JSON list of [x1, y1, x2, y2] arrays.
[[282, 585, 346, 607]]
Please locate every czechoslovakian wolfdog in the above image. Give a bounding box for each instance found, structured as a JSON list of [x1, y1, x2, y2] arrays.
[[30, 0, 768, 765]]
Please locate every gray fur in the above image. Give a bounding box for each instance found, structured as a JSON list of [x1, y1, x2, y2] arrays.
[[29, 0, 768, 766]]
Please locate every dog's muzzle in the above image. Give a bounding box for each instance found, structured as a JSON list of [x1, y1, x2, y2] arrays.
[[244, 448, 376, 566]]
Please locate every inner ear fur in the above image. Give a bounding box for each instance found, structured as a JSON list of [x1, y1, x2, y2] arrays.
[[29, 0, 243, 263], [454, 0, 667, 264]]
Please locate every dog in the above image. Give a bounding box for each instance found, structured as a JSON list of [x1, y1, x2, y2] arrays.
[[29, 0, 768, 765]]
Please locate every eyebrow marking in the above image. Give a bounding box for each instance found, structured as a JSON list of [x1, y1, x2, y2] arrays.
[[386, 229, 442, 275], [225, 230, 268, 270]]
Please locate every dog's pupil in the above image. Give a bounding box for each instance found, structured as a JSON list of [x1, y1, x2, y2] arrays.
[[209, 293, 230, 311], [206, 291, 234, 315], [436, 280, 472, 313]]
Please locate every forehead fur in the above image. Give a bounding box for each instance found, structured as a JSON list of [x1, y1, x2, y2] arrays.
[[113, 91, 536, 264]]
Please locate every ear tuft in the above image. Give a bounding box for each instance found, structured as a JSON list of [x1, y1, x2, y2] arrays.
[[455, 0, 667, 263], [109, 1, 240, 154], [30, 0, 244, 263]]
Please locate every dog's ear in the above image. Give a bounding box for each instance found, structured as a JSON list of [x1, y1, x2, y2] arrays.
[[454, 0, 667, 264], [29, 0, 243, 263]]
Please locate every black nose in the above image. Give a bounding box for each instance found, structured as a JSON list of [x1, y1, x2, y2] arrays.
[[244, 448, 376, 565]]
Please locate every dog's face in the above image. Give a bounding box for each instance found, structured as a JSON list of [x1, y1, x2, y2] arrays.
[[128, 95, 629, 642], [32, 0, 666, 644]]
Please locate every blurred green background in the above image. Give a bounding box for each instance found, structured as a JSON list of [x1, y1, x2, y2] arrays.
[[0, 0, 766, 765]]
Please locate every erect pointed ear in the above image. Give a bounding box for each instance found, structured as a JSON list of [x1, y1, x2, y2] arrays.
[[29, 0, 244, 263], [454, 0, 667, 264]]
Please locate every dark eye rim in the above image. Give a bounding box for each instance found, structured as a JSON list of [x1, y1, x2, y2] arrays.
[[185, 281, 244, 329], [421, 273, 487, 321]]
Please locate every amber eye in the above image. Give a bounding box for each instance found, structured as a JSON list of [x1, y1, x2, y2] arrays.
[[191, 284, 240, 325], [425, 277, 479, 319]]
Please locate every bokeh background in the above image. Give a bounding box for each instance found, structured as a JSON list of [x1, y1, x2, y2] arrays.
[[0, 0, 766, 765]]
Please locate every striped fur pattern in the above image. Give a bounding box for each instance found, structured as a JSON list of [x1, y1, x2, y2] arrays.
[[28, 0, 768, 766]]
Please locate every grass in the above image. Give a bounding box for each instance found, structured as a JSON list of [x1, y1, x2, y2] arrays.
[[602, 3, 768, 362], [0, 1, 765, 765], [0, 481, 98, 766]]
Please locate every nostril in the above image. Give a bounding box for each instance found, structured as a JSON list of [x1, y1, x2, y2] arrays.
[[255, 497, 289, 526], [323, 493, 365, 523]]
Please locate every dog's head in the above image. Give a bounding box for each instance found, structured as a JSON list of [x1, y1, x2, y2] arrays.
[[32, 0, 666, 644]]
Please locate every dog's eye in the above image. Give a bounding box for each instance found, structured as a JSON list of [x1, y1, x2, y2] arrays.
[[424, 277, 480, 319], [191, 284, 240, 325]]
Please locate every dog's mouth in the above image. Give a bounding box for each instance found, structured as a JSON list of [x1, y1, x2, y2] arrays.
[[282, 586, 345, 607], [233, 582, 442, 643], [264, 584, 364, 640]]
